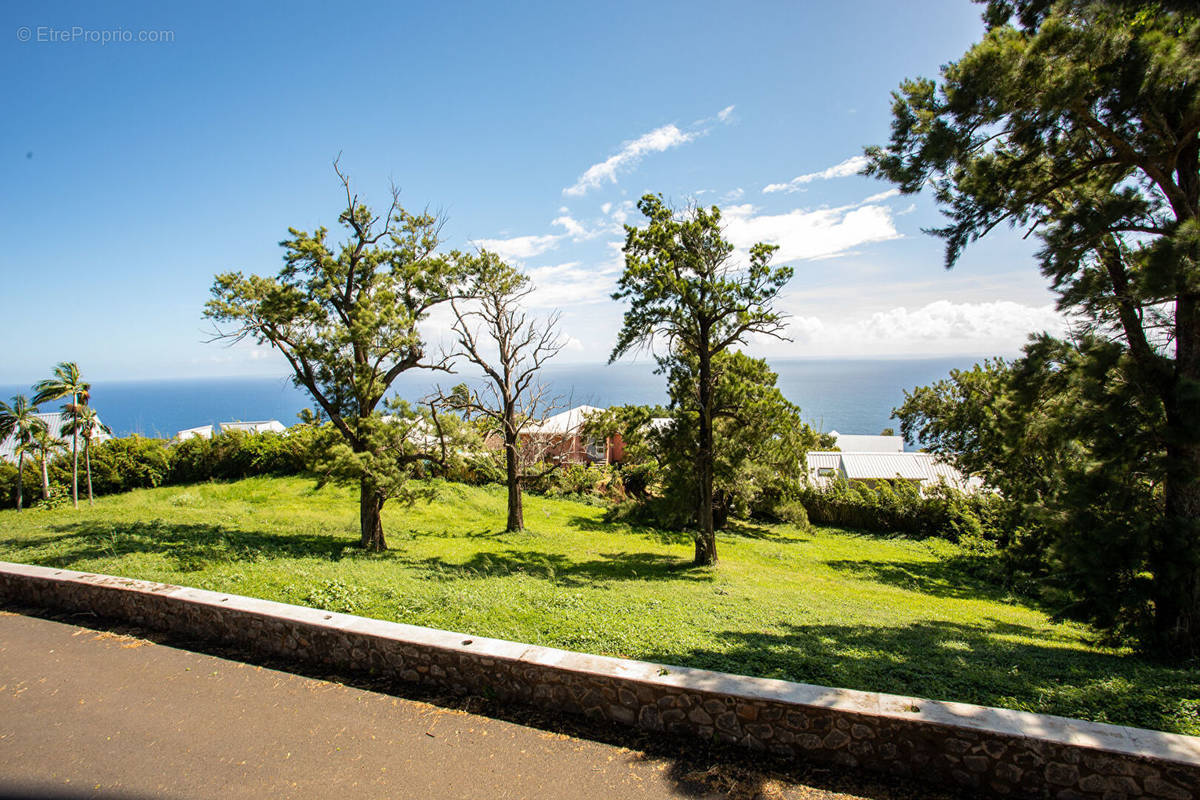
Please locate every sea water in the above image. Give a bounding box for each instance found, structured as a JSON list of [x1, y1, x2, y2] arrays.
[[0, 357, 979, 443]]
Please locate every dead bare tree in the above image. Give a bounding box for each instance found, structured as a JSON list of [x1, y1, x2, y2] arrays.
[[440, 251, 566, 532]]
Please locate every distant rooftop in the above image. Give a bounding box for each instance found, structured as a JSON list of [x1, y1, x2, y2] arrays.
[[217, 420, 286, 434], [0, 411, 112, 464], [175, 424, 214, 440], [527, 405, 603, 435], [805, 450, 981, 493], [829, 430, 905, 453]]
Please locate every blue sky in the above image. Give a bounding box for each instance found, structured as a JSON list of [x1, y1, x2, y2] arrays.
[[1, 1, 1063, 383]]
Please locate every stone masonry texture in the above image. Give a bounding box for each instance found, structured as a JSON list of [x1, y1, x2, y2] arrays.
[[1, 562, 1198, 800]]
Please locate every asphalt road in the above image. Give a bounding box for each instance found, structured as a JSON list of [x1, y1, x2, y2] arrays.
[[0, 611, 956, 800]]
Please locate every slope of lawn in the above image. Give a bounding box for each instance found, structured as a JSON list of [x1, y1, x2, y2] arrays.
[[0, 475, 1196, 736]]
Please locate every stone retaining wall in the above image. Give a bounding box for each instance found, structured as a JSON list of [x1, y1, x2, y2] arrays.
[[2, 561, 1197, 799]]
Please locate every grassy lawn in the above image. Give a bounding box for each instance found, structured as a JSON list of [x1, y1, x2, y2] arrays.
[[1, 475, 1196, 736]]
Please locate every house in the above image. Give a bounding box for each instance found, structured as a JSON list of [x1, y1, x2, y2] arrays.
[[217, 420, 287, 435], [805, 449, 981, 493], [524, 405, 611, 465], [0, 411, 112, 464], [828, 430, 905, 453], [175, 424, 214, 441], [485, 405, 617, 466]]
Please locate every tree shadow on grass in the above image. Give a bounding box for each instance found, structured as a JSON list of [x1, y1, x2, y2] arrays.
[[641, 618, 1200, 736], [723, 520, 809, 544], [0, 520, 355, 572], [566, 515, 808, 547], [822, 555, 1013, 602], [405, 548, 714, 586], [405, 527, 510, 541], [566, 514, 693, 546]]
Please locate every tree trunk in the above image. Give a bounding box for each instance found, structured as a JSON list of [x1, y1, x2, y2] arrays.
[[15, 451, 23, 511], [1156, 429, 1200, 657], [85, 439, 94, 506], [504, 426, 524, 532], [70, 413, 79, 509], [694, 345, 717, 566], [359, 478, 387, 551], [506, 476, 524, 533], [40, 457, 49, 501], [713, 493, 729, 530], [1154, 293, 1200, 656]]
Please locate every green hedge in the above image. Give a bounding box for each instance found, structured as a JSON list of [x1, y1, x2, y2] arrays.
[[1, 428, 322, 509], [798, 478, 996, 543], [167, 429, 313, 484], [0, 461, 44, 509]]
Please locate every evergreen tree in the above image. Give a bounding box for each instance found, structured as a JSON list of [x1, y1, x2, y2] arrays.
[[205, 162, 466, 551], [868, 0, 1200, 655], [610, 195, 793, 564]]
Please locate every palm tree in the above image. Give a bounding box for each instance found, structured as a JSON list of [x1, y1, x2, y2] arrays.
[[62, 405, 111, 506], [20, 425, 66, 502], [0, 395, 46, 511], [34, 362, 90, 509]]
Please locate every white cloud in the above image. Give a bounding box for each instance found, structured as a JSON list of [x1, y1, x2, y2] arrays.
[[861, 188, 900, 204], [717, 105, 735, 123], [607, 199, 635, 226], [763, 155, 870, 194], [600, 202, 612, 215], [525, 261, 620, 308], [551, 214, 602, 241], [860, 300, 1066, 342], [788, 315, 825, 342], [564, 124, 696, 197], [472, 233, 562, 261], [721, 199, 901, 263], [744, 297, 1069, 360]]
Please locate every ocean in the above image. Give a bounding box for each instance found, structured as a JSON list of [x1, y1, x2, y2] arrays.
[[0, 357, 979, 443]]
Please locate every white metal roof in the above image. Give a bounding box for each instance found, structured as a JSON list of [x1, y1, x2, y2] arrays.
[[0, 411, 112, 464], [804, 450, 979, 492], [217, 420, 286, 434], [527, 405, 603, 435], [806, 451, 842, 470], [176, 425, 214, 440], [829, 430, 905, 453]]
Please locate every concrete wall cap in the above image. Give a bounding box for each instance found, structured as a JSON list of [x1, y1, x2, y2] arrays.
[[3, 560, 1198, 769]]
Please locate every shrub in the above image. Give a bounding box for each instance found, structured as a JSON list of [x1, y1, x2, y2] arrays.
[[167, 429, 312, 484], [602, 492, 694, 530], [616, 461, 658, 501], [0, 427, 324, 508], [537, 463, 624, 504], [453, 451, 505, 486], [87, 436, 172, 494], [798, 478, 990, 542], [764, 499, 810, 529], [0, 461, 44, 510]]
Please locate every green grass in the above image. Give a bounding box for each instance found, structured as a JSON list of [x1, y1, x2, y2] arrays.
[[1, 475, 1196, 735]]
